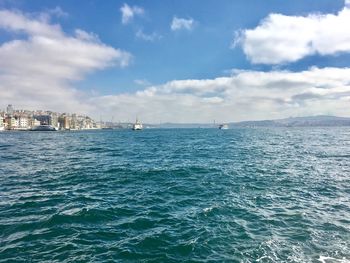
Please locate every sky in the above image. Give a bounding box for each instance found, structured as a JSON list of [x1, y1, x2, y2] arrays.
[[1, 0, 350, 123]]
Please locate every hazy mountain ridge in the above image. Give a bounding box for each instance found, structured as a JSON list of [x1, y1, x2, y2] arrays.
[[233, 115, 350, 127], [153, 116, 350, 128]]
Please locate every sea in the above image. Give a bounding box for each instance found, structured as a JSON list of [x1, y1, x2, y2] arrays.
[[0, 128, 349, 262]]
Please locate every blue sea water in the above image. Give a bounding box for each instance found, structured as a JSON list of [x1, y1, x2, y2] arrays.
[[0, 128, 349, 262]]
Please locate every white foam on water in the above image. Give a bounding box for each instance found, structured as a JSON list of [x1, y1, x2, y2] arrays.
[[318, 256, 350, 263], [203, 207, 214, 213], [203, 204, 219, 213], [256, 255, 274, 262]]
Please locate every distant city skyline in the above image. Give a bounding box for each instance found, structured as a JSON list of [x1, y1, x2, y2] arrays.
[[0, 104, 98, 130], [1, 0, 350, 123]]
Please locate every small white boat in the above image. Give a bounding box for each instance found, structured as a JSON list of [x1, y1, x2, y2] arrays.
[[219, 124, 229, 130], [0, 126, 4, 131], [132, 119, 143, 130]]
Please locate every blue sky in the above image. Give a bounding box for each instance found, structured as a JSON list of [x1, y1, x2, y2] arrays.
[[1, 0, 350, 122]]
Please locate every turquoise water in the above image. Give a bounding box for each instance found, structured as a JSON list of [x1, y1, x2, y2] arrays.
[[0, 128, 349, 262]]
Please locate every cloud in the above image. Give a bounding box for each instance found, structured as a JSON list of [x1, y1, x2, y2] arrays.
[[0, 9, 63, 37], [234, 1, 350, 64], [2, 9, 350, 123], [134, 79, 151, 86], [91, 67, 350, 123], [171, 17, 195, 31], [49, 6, 68, 17], [120, 3, 144, 25], [0, 9, 131, 113], [44, 6, 68, 19], [135, 29, 161, 42]]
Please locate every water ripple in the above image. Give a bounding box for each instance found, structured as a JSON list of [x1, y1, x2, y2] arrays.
[[0, 128, 350, 262]]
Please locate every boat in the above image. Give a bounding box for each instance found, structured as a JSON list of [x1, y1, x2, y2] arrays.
[[132, 119, 143, 130], [219, 124, 229, 130], [31, 125, 57, 131], [0, 126, 4, 131]]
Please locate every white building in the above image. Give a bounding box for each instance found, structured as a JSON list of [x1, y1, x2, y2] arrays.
[[0, 116, 4, 131], [29, 118, 41, 128], [12, 117, 19, 128], [19, 116, 29, 128]]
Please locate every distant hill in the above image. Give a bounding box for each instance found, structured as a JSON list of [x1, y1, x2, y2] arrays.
[[233, 115, 350, 127], [151, 116, 350, 128]]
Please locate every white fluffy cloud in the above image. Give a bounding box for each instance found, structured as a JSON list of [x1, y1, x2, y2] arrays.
[[120, 3, 144, 25], [235, 1, 350, 64], [171, 17, 195, 31], [92, 67, 350, 123], [0, 9, 131, 113], [2, 8, 350, 123]]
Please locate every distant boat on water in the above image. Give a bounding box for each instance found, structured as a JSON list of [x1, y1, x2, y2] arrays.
[[219, 124, 229, 130], [31, 125, 56, 131], [132, 119, 143, 130]]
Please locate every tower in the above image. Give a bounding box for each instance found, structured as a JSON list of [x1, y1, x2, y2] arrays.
[[6, 104, 14, 115]]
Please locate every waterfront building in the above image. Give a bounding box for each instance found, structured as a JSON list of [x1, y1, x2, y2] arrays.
[[58, 115, 71, 130], [1, 105, 98, 130], [64, 116, 70, 130], [18, 116, 29, 129], [50, 113, 59, 128], [5, 116, 16, 129], [70, 114, 78, 130], [0, 116, 4, 130], [29, 118, 41, 128], [14, 117, 20, 128]]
